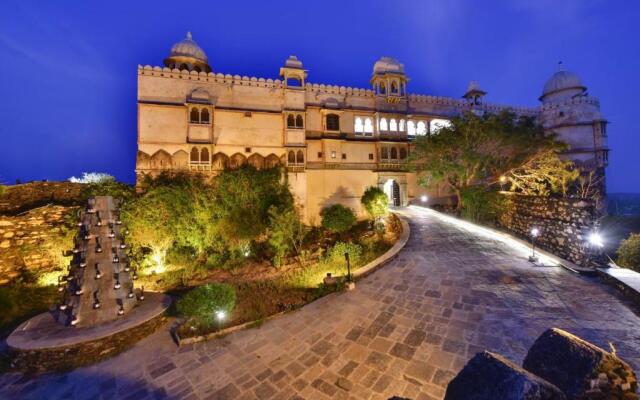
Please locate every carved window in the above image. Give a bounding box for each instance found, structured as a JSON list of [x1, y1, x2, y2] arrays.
[[190, 147, 199, 162], [288, 151, 296, 164], [200, 108, 210, 124], [364, 118, 373, 135], [390, 119, 398, 132], [399, 119, 406, 132], [390, 147, 398, 159], [190, 108, 199, 124], [399, 148, 407, 160], [416, 121, 427, 135], [296, 150, 304, 164], [379, 82, 386, 95], [354, 117, 364, 133], [379, 118, 388, 131], [326, 114, 340, 131], [407, 121, 416, 136], [287, 114, 296, 128], [391, 81, 398, 94], [296, 115, 304, 128], [200, 148, 210, 163], [381, 147, 389, 159]]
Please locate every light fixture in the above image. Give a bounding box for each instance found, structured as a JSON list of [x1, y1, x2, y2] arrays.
[[499, 176, 507, 183], [588, 232, 604, 248], [529, 227, 540, 263], [420, 195, 428, 203], [215, 310, 226, 321], [70, 316, 79, 326], [114, 281, 121, 290], [531, 228, 539, 237], [118, 306, 124, 316]]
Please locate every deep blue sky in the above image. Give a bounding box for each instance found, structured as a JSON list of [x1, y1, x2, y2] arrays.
[[0, 1, 638, 192]]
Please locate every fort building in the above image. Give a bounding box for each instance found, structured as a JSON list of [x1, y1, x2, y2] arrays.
[[136, 32, 609, 223]]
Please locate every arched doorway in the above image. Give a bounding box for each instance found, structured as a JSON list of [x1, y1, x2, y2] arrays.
[[383, 179, 401, 207]]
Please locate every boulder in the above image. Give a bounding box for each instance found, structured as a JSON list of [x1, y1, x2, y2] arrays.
[[444, 351, 566, 400], [523, 328, 638, 399]]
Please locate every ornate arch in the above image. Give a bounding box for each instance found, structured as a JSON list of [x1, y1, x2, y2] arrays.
[[172, 150, 189, 169], [212, 152, 229, 170], [248, 153, 264, 169], [136, 150, 151, 169], [265, 154, 281, 168], [151, 149, 172, 169], [229, 153, 246, 169]]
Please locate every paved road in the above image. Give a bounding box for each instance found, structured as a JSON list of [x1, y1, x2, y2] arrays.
[[1, 207, 639, 400]]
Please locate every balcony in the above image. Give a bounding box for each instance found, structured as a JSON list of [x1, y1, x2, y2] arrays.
[[304, 161, 408, 171]]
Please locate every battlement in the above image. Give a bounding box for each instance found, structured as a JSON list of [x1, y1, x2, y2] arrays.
[[138, 65, 284, 88], [540, 95, 600, 111]]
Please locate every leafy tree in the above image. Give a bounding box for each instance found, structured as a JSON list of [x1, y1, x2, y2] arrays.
[[268, 206, 307, 267], [410, 111, 562, 209], [505, 150, 579, 196], [177, 283, 236, 327], [321, 204, 356, 235], [80, 174, 134, 202], [617, 233, 640, 272], [360, 186, 388, 221], [459, 187, 504, 223]]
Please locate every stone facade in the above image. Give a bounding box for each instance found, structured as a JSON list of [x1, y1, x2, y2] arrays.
[[0, 204, 77, 285], [136, 33, 608, 223], [497, 193, 598, 265]]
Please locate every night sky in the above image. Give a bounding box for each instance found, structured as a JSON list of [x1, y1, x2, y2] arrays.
[[1, 1, 638, 192]]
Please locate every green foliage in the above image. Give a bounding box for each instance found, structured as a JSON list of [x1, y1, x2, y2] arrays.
[[361, 186, 388, 221], [268, 206, 306, 267], [177, 283, 236, 327], [506, 150, 579, 196], [411, 111, 563, 208], [0, 184, 5, 196], [80, 175, 134, 202], [617, 233, 640, 272], [460, 186, 504, 223], [326, 241, 363, 267], [320, 204, 356, 234], [0, 284, 58, 336]]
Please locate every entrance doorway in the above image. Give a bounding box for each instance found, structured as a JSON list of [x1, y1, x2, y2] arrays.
[[383, 179, 401, 207]]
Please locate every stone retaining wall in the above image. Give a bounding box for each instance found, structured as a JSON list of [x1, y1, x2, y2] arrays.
[[0, 182, 83, 215], [497, 193, 598, 266]]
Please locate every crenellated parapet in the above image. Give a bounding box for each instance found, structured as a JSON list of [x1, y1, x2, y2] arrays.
[[539, 95, 600, 112], [138, 65, 284, 88], [305, 82, 375, 97]]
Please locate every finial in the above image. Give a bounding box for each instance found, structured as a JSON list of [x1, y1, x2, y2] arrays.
[[186, 31, 193, 40]]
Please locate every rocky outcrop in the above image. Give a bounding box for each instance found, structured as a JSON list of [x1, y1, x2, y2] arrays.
[[444, 351, 566, 400], [0, 182, 83, 215], [523, 328, 638, 399]]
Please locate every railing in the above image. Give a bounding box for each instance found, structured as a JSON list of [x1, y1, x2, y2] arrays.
[[304, 161, 408, 171]]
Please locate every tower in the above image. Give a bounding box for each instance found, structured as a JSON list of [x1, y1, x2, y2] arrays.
[[463, 80, 487, 105], [370, 57, 408, 102]]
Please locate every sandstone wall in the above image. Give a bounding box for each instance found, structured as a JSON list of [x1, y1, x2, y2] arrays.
[[497, 193, 598, 266], [0, 182, 83, 215]]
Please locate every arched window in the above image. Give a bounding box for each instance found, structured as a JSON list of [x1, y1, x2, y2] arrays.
[[379, 118, 388, 131], [381, 147, 389, 159], [193, 66, 201, 73], [391, 81, 398, 94], [416, 121, 427, 135], [390, 119, 398, 131], [288, 151, 295, 164], [364, 118, 373, 134], [287, 114, 295, 128], [296, 150, 304, 164], [379, 82, 386, 95], [296, 115, 304, 128], [326, 114, 340, 131], [399, 148, 407, 160], [200, 108, 210, 124], [180, 63, 189, 71], [354, 117, 364, 133], [390, 147, 398, 159], [407, 121, 416, 135], [190, 108, 199, 123], [399, 119, 406, 132], [200, 148, 209, 163], [190, 147, 199, 162]]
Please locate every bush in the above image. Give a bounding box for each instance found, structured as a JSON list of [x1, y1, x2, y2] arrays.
[[326, 241, 363, 267], [321, 204, 356, 234], [617, 233, 640, 272], [361, 186, 388, 221], [460, 186, 504, 223], [78, 174, 134, 202], [177, 283, 236, 327], [268, 207, 306, 267]]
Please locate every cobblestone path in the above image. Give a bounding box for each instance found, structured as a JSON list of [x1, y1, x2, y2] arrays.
[[1, 207, 639, 400]]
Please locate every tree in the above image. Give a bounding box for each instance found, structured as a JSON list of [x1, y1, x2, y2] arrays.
[[320, 204, 356, 235], [617, 233, 640, 272], [505, 150, 579, 196], [410, 111, 562, 209], [177, 283, 236, 327], [268, 206, 307, 267], [361, 186, 388, 222]]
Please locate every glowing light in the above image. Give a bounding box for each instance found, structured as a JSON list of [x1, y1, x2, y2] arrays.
[[531, 228, 539, 237], [151, 249, 166, 274], [215, 310, 226, 321], [588, 232, 604, 248], [420, 195, 428, 203], [499, 176, 507, 183]]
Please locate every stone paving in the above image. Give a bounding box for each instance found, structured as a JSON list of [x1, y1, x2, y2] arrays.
[[1, 207, 639, 400]]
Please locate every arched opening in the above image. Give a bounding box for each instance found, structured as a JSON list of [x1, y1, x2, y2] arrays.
[[190, 147, 199, 162], [407, 121, 416, 136], [379, 118, 388, 131], [287, 151, 296, 164], [390, 147, 398, 160], [229, 153, 246, 169], [364, 118, 373, 134], [180, 63, 189, 71], [287, 114, 295, 128], [295, 115, 304, 128], [200, 108, 210, 124], [391, 81, 398, 94], [193, 66, 201, 73], [354, 117, 363, 133], [381, 147, 389, 160], [265, 154, 280, 168], [190, 108, 200, 124], [286, 77, 302, 87], [383, 179, 401, 207], [379, 82, 386, 95], [200, 148, 210, 163], [212, 153, 229, 169], [399, 119, 406, 132], [326, 114, 340, 131], [296, 150, 304, 164], [248, 153, 264, 169], [390, 119, 398, 131], [416, 121, 427, 135], [399, 148, 407, 160]]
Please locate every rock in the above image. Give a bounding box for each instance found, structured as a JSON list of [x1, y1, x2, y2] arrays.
[[523, 328, 638, 399], [0, 220, 13, 227], [3, 231, 15, 238], [444, 351, 566, 400], [0, 240, 10, 248]]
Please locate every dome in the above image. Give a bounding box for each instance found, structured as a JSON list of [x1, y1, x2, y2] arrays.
[[541, 66, 586, 100], [169, 31, 208, 62], [373, 57, 405, 75]]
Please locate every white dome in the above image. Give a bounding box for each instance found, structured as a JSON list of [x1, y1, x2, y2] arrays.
[[168, 32, 208, 62], [541, 68, 585, 100], [373, 57, 405, 75]]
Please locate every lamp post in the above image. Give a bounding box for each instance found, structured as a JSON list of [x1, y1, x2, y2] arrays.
[[529, 227, 539, 263], [420, 195, 428, 204], [587, 231, 604, 267], [344, 252, 355, 291]]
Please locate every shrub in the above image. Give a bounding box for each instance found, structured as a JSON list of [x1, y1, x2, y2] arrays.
[[0, 185, 5, 196], [361, 186, 388, 221], [326, 241, 363, 267], [77, 174, 134, 202], [617, 233, 640, 272], [460, 186, 504, 223], [177, 283, 236, 327], [321, 204, 356, 234], [268, 206, 306, 267]]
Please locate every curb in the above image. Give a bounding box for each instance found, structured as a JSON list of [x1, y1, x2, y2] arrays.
[[597, 266, 640, 306], [174, 214, 411, 346]]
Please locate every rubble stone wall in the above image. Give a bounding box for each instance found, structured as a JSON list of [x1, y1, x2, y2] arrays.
[[497, 193, 598, 265], [0, 182, 83, 215]]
